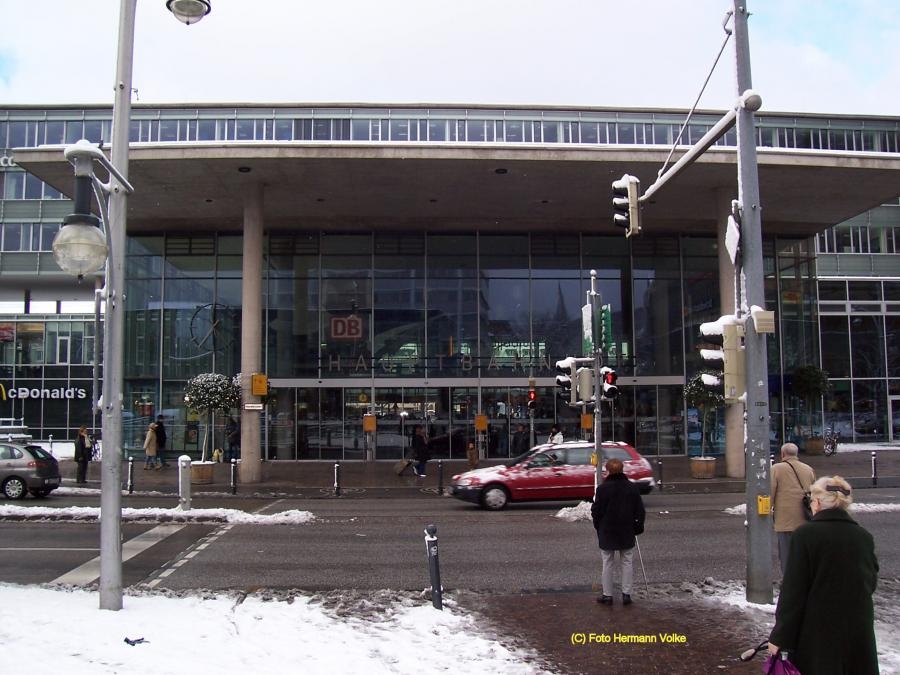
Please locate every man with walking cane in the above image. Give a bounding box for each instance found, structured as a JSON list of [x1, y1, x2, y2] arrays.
[[591, 457, 646, 606]]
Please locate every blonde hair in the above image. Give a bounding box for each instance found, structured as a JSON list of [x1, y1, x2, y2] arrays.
[[810, 475, 852, 511]]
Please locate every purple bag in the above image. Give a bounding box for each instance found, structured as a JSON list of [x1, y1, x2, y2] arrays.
[[764, 652, 802, 675]]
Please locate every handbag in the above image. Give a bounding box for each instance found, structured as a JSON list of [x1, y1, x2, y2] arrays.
[[764, 650, 802, 675], [785, 462, 813, 521]]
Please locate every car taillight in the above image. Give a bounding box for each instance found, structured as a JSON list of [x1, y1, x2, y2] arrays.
[[29, 460, 49, 469]]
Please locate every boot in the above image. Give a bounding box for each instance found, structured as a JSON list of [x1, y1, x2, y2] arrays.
[[596, 595, 613, 606], [622, 594, 632, 606]]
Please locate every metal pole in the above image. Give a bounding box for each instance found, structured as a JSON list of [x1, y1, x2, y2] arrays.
[[424, 524, 443, 610], [437, 459, 444, 496], [635, 538, 649, 593], [733, 0, 772, 605], [334, 461, 341, 497], [871, 451, 877, 487], [657, 459, 663, 490], [178, 455, 191, 511], [231, 458, 238, 494], [99, 0, 136, 612], [590, 271, 603, 491], [126, 456, 134, 494]]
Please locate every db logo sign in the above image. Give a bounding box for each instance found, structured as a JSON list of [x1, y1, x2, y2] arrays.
[[331, 315, 364, 339]]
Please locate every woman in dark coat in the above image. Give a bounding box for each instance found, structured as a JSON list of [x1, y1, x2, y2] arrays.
[[73, 425, 90, 484], [768, 475, 879, 675]]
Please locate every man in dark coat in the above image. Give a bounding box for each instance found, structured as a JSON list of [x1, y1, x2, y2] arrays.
[[155, 415, 170, 467], [768, 476, 879, 675], [73, 425, 90, 484], [411, 425, 430, 477], [590, 457, 645, 606]]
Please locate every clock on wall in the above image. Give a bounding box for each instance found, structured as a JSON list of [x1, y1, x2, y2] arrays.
[[190, 302, 234, 354]]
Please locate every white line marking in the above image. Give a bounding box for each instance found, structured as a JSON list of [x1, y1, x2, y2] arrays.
[[51, 523, 186, 585]]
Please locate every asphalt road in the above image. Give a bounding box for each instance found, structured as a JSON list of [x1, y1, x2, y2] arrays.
[[2, 490, 898, 592]]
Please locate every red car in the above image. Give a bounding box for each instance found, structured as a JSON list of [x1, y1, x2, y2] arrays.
[[450, 441, 655, 510]]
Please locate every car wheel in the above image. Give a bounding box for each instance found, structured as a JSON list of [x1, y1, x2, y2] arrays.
[[481, 485, 509, 510], [2, 477, 28, 500]]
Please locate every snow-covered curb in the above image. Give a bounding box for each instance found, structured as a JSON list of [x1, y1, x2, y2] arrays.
[[0, 505, 315, 524]]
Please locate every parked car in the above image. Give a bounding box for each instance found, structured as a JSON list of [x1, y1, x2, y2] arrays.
[[0, 442, 61, 499], [450, 440, 655, 510]]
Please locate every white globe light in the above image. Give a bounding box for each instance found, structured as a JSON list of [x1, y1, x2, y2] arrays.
[[52, 223, 109, 277], [166, 0, 211, 25]]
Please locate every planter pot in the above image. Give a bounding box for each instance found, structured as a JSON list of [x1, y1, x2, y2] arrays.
[[689, 456, 717, 479], [190, 461, 215, 484], [804, 437, 825, 455]]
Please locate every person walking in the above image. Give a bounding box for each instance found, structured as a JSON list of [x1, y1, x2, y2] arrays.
[[143, 422, 160, 470], [155, 414, 170, 468], [547, 424, 563, 444], [225, 416, 241, 462], [466, 440, 479, 470], [591, 457, 646, 606], [511, 423, 529, 455], [411, 425, 430, 477], [73, 425, 90, 484], [771, 442, 816, 574], [768, 475, 879, 674]]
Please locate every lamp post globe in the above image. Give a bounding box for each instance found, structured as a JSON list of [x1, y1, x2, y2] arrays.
[[52, 220, 108, 277], [166, 0, 211, 25]]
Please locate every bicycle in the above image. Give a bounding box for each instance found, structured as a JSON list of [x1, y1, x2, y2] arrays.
[[823, 425, 840, 456]]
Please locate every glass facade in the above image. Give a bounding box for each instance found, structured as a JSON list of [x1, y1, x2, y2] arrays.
[[3, 104, 900, 456]]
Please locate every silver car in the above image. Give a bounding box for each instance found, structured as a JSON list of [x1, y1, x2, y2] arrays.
[[0, 443, 61, 499]]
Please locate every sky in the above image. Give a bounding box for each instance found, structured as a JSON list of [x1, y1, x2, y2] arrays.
[[0, 0, 898, 116]]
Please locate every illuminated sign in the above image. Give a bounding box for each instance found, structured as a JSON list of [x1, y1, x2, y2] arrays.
[[331, 315, 364, 340], [0, 383, 88, 401]]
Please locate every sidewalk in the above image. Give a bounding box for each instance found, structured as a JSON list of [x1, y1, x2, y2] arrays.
[[59, 444, 900, 497]]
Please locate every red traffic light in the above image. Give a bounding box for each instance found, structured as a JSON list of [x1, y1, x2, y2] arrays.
[[528, 389, 536, 402], [603, 371, 617, 385]]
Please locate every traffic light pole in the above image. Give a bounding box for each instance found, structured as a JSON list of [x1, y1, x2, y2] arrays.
[[733, 0, 772, 605], [590, 271, 603, 488]]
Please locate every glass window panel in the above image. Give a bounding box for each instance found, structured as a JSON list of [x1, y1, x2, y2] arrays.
[[820, 315, 850, 378], [818, 280, 846, 301], [4, 171, 24, 199], [274, 119, 293, 140], [848, 280, 882, 301], [850, 314, 885, 378], [45, 121, 65, 144], [24, 174, 43, 199], [197, 119, 216, 140], [159, 119, 178, 142], [429, 234, 476, 377]]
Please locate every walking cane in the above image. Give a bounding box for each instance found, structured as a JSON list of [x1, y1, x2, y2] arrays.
[[635, 538, 649, 594]]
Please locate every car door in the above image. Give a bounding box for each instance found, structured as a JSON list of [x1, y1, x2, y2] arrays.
[[506, 452, 563, 500], [555, 446, 596, 499]]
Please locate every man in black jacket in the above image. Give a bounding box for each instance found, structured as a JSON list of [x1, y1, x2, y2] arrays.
[[590, 458, 646, 606]]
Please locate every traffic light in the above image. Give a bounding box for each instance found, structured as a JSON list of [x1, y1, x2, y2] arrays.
[[611, 174, 641, 238], [527, 388, 537, 411], [600, 304, 613, 354], [575, 367, 593, 405], [555, 357, 576, 405], [600, 366, 619, 400], [722, 323, 746, 402]]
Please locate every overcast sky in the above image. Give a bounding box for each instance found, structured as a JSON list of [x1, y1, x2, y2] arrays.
[[0, 0, 897, 116]]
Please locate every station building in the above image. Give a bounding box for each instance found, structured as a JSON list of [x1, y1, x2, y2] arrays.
[[3, 103, 900, 464]]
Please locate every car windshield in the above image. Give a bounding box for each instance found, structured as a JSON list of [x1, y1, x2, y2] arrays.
[[506, 449, 540, 467]]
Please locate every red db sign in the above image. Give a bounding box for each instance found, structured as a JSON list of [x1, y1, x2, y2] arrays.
[[331, 315, 364, 339]]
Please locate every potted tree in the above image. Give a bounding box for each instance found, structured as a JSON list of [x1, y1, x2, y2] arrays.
[[790, 364, 831, 455], [184, 373, 241, 483], [684, 372, 725, 478]]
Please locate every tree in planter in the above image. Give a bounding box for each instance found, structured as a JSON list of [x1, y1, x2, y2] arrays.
[[790, 364, 831, 439], [684, 372, 725, 457], [184, 373, 241, 462]]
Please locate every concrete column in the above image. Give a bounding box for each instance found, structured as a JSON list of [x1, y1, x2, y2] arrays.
[[239, 182, 264, 484], [717, 188, 745, 479]]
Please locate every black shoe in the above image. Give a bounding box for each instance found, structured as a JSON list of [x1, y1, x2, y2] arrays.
[[596, 595, 613, 605], [622, 594, 632, 605]]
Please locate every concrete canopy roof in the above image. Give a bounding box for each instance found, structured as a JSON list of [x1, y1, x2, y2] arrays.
[[13, 142, 900, 238]]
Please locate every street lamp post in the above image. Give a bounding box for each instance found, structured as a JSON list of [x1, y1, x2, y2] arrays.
[[52, 0, 211, 611]]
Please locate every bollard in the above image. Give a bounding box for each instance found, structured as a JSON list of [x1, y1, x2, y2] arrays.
[[178, 455, 192, 511], [872, 451, 878, 487], [334, 461, 341, 497], [437, 459, 444, 496], [49, 434, 54, 456], [127, 456, 135, 494], [231, 459, 238, 495], [424, 524, 443, 610], [657, 459, 663, 490]]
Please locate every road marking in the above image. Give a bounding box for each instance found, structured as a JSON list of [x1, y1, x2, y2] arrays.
[[51, 523, 185, 585]]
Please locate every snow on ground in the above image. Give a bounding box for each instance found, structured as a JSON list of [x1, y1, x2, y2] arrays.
[[0, 584, 554, 675]]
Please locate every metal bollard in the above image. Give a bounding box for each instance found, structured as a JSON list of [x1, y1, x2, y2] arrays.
[[127, 456, 135, 494], [872, 451, 878, 487], [657, 459, 663, 490], [49, 435, 53, 455], [231, 459, 238, 495], [178, 455, 192, 511], [334, 461, 341, 497], [424, 524, 443, 610], [437, 459, 444, 496]]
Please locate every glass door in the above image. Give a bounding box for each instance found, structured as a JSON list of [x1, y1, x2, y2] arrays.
[[890, 396, 900, 443]]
